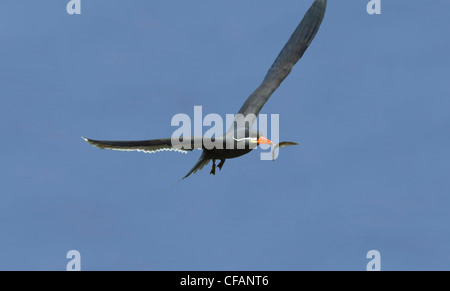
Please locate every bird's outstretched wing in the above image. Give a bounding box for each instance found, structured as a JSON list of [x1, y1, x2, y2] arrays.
[[234, 0, 327, 127], [83, 136, 210, 181], [82, 137, 203, 154]]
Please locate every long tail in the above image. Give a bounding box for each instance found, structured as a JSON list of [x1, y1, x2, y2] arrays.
[[182, 151, 211, 180]]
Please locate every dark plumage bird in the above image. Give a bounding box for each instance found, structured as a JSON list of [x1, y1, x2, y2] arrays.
[[83, 0, 327, 179]]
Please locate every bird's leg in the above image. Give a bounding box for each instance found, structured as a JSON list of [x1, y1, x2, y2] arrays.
[[218, 159, 226, 170], [210, 159, 216, 175]]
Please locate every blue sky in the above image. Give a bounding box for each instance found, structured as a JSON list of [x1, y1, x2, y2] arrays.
[[0, 0, 449, 270]]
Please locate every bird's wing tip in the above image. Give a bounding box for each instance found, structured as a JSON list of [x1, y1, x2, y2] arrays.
[[172, 178, 184, 185]]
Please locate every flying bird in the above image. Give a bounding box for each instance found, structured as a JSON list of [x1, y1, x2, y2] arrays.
[[83, 0, 327, 179]]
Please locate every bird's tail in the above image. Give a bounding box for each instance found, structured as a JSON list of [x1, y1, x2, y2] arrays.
[[182, 151, 210, 180]]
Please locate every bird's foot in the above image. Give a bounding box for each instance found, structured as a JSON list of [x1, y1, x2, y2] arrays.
[[210, 159, 216, 175], [218, 159, 225, 170]]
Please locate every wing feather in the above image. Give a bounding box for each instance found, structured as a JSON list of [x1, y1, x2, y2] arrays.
[[234, 0, 327, 127], [82, 137, 203, 154]]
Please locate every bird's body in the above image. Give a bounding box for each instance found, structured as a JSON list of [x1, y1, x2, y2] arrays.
[[83, 0, 327, 179]]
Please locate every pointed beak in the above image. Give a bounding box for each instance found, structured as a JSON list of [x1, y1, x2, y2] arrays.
[[257, 136, 273, 145]]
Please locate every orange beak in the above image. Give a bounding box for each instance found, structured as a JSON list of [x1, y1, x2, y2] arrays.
[[257, 136, 273, 145]]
